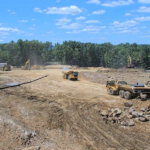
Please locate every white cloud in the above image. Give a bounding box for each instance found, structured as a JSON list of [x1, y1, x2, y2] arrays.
[[118, 29, 140, 33], [125, 13, 131, 16], [59, 23, 83, 29], [32, 19, 35, 21], [87, 0, 101, 5], [34, 7, 43, 13], [135, 16, 150, 21], [56, 18, 71, 25], [67, 25, 106, 33], [44, 5, 82, 15], [137, 6, 150, 13], [113, 29, 140, 34], [141, 35, 150, 37], [19, 20, 28, 23], [57, 0, 61, 2], [138, 0, 150, 4], [25, 33, 34, 36], [92, 10, 105, 14], [33, 24, 36, 26], [0, 27, 24, 36], [0, 27, 20, 32], [76, 16, 86, 20], [85, 20, 101, 23], [11, 12, 16, 14], [102, 0, 134, 7], [67, 30, 81, 34], [28, 27, 36, 30], [82, 25, 106, 32], [8, 10, 11, 12], [141, 26, 147, 28], [0, 40, 4, 42], [0, 32, 10, 35], [113, 20, 138, 27], [47, 31, 53, 33]]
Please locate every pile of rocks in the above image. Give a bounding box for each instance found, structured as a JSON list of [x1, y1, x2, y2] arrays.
[[101, 102, 150, 126]]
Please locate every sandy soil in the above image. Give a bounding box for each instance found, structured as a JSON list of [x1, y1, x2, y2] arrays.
[[0, 67, 150, 150]]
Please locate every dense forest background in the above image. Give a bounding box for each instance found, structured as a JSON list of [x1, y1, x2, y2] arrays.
[[0, 39, 150, 69]]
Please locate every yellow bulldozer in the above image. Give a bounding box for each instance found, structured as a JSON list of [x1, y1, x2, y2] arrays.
[[22, 59, 30, 70], [2, 65, 11, 71], [32, 65, 41, 70], [62, 70, 78, 81]]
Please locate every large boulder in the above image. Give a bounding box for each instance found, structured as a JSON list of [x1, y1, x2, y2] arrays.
[[139, 117, 147, 122], [101, 110, 108, 116], [113, 108, 122, 115], [127, 119, 135, 126], [140, 108, 146, 112], [131, 111, 139, 118], [129, 107, 134, 114], [124, 102, 133, 108]]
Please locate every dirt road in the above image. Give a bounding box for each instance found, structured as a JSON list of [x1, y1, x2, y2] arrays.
[[0, 68, 150, 150]]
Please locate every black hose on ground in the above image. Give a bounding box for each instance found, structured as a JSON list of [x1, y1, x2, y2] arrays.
[[0, 75, 48, 89]]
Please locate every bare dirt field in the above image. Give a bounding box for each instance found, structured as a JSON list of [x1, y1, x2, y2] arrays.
[[0, 66, 150, 150]]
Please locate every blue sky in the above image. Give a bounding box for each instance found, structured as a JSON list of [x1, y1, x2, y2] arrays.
[[0, 0, 150, 45]]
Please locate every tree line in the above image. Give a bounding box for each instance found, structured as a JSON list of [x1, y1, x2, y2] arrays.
[[0, 39, 150, 68]]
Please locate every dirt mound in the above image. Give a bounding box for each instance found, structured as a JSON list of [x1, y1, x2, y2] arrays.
[[97, 68, 116, 73], [79, 70, 150, 85]]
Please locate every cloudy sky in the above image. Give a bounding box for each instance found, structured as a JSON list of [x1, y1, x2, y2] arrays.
[[0, 0, 150, 44]]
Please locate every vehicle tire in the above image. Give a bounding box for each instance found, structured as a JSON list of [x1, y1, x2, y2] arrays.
[[65, 74, 68, 79], [119, 90, 124, 98], [109, 88, 115, 95], [124, 91, 131, 100], [68, 76, 71, 80]]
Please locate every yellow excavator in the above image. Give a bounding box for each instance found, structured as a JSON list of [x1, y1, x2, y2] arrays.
[[127, 56, 134, 68], [22, 59, 30, 70]]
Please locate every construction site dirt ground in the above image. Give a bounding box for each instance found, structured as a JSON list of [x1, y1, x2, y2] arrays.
[[0, 66, 150, 150]]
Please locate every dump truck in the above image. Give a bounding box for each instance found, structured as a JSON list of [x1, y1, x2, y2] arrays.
[[106, 79, 150, 100], [62, 70, 78, 80]]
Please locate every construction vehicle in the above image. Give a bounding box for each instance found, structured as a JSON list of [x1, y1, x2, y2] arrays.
[[127, 56, 134, 68], [32, 65, 41, 70], [2, 65, 11, 71], [62, 70, 78, 80], [106, 79, 150, 100], [22, 59, 30, 70]]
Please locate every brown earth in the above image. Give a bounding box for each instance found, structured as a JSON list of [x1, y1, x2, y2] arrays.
[[0, 67, 150, 150]]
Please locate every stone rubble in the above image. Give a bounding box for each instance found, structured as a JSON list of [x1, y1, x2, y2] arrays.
[[101, 105, 150, 126]]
